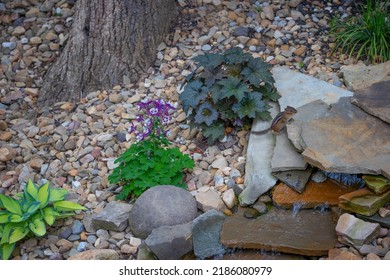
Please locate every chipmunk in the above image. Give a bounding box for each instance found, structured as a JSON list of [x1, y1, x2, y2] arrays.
[[251, 106, 297, 135]]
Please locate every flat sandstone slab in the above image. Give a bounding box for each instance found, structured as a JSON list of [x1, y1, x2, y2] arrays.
[[351, 80, 390, 124], [221, 208, 337, 256], [272, 180, 357, 209], [290, 97, 390, 179], [272, 66, 353, 110]]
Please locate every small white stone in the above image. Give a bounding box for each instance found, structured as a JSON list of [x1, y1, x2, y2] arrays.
[[222, 188, 236, 209]]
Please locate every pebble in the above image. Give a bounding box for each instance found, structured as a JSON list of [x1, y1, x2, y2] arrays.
[[71, 220, 84, 234], [58, 227, 72, 239]]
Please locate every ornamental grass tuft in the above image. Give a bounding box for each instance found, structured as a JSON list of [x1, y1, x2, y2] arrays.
[[330, 0, 390, 63]]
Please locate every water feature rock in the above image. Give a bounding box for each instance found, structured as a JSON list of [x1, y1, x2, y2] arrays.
[[351, 80, 390, 124], [192, 209, 226, 259], [129, 185, 198, 238], [289, 98, 390, 180], [272, 166, 313, 193], [356, 213, 390, 228], [91, 201, 133, 232], [340, 61, 390, 91], [195, 189, 227, 212], [273, 180, 356, 209], [335, 213, 381, 248], [362, 175, 390, 194], [68, 249, 119, 260], [240, 104, 278, 206], [145, 222, 193, 260], [339, 188, 390, 216], [222, 207, 337, 256], [272, 66, 353, 110], [271, 130, 307, 172]]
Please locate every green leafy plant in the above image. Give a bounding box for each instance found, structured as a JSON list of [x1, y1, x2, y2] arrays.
[[108, 99, 195, 199], [330, 0, 390, 63], [0, 179, 86, 260], [179, 47, 280, 144]]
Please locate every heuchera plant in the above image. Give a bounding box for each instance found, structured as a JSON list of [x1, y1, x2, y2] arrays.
[[180, 47, 280, 144], [108, 99, 194, 199]]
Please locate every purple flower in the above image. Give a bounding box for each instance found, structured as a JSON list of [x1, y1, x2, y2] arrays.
[[129, 98, 176, 143]]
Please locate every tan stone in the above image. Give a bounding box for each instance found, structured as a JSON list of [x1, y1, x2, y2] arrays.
[[68, 169, 78, 177], [341, 61, 390, 91], [272, 180, 356, 209], [29, 158, 44, 170], [247, 38, 259, 46], [227, 11, 238, 21], [12, 26, 26, 36], [294, 45, 307, 56], [327, 248, 362, 260], [0, 131, 12, 141], [68, 249, 120, 260], [30, 36, 42, 45], [0, 145, 16, 162]]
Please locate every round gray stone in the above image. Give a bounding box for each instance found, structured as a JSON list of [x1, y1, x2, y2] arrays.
[[128, 185, 198, 238]]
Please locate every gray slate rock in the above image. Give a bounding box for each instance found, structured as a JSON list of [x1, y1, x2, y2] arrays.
[[145, 222, 193, 260], [240, 104, 278, 206], [273, 66, 353, 110], [351, 80, 390, 124], [356, 213, 390, 228], [91, 201, 133, 231], [271, 130, 307, 172], [129, 185, 198, 238], [273, 166, 313, 193], [192, 209, 226, 259]]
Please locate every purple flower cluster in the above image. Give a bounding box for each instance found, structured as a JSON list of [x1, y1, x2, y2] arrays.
[[129, 98, 177, 142]]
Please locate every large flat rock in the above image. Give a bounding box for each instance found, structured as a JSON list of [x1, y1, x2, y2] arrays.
[[273, 180, 357, 209], [221, 208, 337, 256], [240, 104, 278, 206], [289, 97, 390, 179], [272, 66, 354, 110], [340, 61, 390, 91], [351, 80, 390, 124]]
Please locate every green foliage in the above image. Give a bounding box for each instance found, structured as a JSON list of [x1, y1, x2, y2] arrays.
[[0, 179, 86, 260], [180, 47, 279, 144], [330, 0, 390, 63], [108, 136, 195, 200]]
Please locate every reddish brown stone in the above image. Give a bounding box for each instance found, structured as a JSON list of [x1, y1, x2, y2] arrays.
[[327, 248, 362, 260], [221, 208, 337, 256], [272, 180, 356, 209]]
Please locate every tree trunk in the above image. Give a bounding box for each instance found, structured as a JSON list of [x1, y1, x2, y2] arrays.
[[38, 0, 177, 106]]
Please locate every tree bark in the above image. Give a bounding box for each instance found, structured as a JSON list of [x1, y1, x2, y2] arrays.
[[38, 0, 177, 105]]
